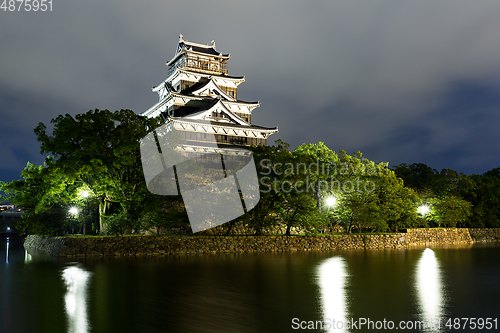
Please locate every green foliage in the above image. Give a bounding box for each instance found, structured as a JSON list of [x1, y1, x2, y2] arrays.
[[34, 109, 164, 229], [462, 171, 500, 227], [393, 162, 497, 228], [434, 195, 472, 227], [0, 160, 80, 235], [393, 163, 439, 192], [7, 106, 496, 236], [100, 213, 130, 235], [250, 141, 423, 235], [294, 141, 339, 164], [372, 171, 419, 231], [139, 196, 190, 235], [326, 158, 419, 233]]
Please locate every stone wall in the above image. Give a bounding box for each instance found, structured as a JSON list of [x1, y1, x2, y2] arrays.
[[23, 235, 66, 256], [404, 228, 473, 246], [468, 228, 500, 242], [24, 228, 500, 257]]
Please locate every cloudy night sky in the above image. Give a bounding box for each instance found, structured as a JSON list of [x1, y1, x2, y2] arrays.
[[2, 0, 500, 183]]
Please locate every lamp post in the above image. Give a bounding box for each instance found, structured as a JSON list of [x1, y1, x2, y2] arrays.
[[69, 207, 79, 234], [81, 190, 89, 236], [324, 196, 337, 234]]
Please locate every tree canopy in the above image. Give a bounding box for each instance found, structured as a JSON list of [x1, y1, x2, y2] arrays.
[[2, 108, 499, 235], [33, 109, 163, 231]]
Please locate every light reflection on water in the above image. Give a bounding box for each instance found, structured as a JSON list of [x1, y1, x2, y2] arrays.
[[415, 248, 445, 332], [1, 239, 499, 333], [62, 265, 91, 333], [317, 257, 349, 333], [5, 237, 9, 264], [24, 249, 32, 263]]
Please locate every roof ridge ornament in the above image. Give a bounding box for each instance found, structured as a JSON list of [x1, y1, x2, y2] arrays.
[[211, 40, 216, 49], [179, 34, 184, 42]]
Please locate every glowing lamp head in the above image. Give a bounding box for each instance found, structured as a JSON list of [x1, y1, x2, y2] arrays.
[[325, 196, 337, 207], [418, 204, 430, 216], [69, 207, 79, 215]]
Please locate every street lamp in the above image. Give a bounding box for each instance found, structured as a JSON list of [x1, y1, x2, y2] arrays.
[[81, 190, 89, 236], [69, 207, 79, 234], [418, 204, 430, 216], [325, 196, 337, 208], [324, 196, 337, 234]]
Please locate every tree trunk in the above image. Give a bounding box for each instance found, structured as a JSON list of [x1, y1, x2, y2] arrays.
[[285, 224, 291, 236], [99, 199, 111, 233]]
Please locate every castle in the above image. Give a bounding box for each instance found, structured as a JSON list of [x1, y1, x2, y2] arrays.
[[142, 35, 278, 156]]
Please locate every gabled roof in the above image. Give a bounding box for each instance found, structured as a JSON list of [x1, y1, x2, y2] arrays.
[[180, 69, 244, 81], [185, 78, 235, 101], [171, 117, 279, 132], [167, 35, 230, 66], [182, 98, 248, 126], [152, 81, 172, 94]]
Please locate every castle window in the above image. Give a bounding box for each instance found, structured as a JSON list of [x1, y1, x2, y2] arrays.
[[196, 133, 207, 141]]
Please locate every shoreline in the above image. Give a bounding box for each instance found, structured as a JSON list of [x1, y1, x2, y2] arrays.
[[23, 228, 500, 257]]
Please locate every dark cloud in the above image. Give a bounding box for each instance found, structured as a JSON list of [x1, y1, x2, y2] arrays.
[[2, 0, 500, 183]]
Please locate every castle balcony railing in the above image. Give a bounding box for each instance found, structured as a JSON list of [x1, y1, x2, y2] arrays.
[[168, 55, 228, 76]]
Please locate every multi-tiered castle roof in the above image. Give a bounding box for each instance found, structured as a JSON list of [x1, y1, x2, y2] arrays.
[[141, 35, 278, 152]]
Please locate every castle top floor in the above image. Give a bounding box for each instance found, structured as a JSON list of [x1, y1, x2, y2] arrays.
[[167, 35, 231, 77]]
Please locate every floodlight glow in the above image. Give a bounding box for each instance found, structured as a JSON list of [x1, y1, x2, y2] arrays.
[[415, 248, 444, 328], [317, 257, 349, 332], [69, 207, 79, 215], [81, 190, 89, 198], [62, 265, 91, 333], [325, 196, 337, 207], [418, 204, 430, 215]]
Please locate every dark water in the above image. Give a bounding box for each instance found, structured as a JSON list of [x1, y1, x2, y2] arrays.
[[1, 237, 499, 333]]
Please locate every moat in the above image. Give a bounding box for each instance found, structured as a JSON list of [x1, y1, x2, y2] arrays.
[[1, 237, 499, 332]]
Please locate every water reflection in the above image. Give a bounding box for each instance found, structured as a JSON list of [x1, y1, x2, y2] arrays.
[[5, 237, 9, 264], [24, 250, 32, 263], [317, 257, 350, 333], [62, 265, 91, 333], [415, 248, 445, 332]]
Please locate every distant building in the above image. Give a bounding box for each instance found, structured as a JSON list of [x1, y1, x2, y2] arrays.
[[0, 205, 14, 211], [141, 35, 278, 155]]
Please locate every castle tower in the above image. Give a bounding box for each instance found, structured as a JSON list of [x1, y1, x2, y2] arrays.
[[141, 35, 278, 154]]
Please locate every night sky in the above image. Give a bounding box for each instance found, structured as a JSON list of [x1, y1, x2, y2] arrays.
[[2, 1, 500, 184]]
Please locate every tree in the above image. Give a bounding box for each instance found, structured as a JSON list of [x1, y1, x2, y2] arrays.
[[33, 109, 163, 232], [140, 196, 190, 235], [328, 153, 418, 233], [462, 171, 500, 227], [248, 141, 294, 234], [393, 163, 474, 197], [0, 160, 79, 235], [294, 143, 419, 233], [247, 140, 323, 235], [294, 142, 339, 211], [372, 171, 419, 232], [277, 147, 322, 235], [433, 195, 472, 227]]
